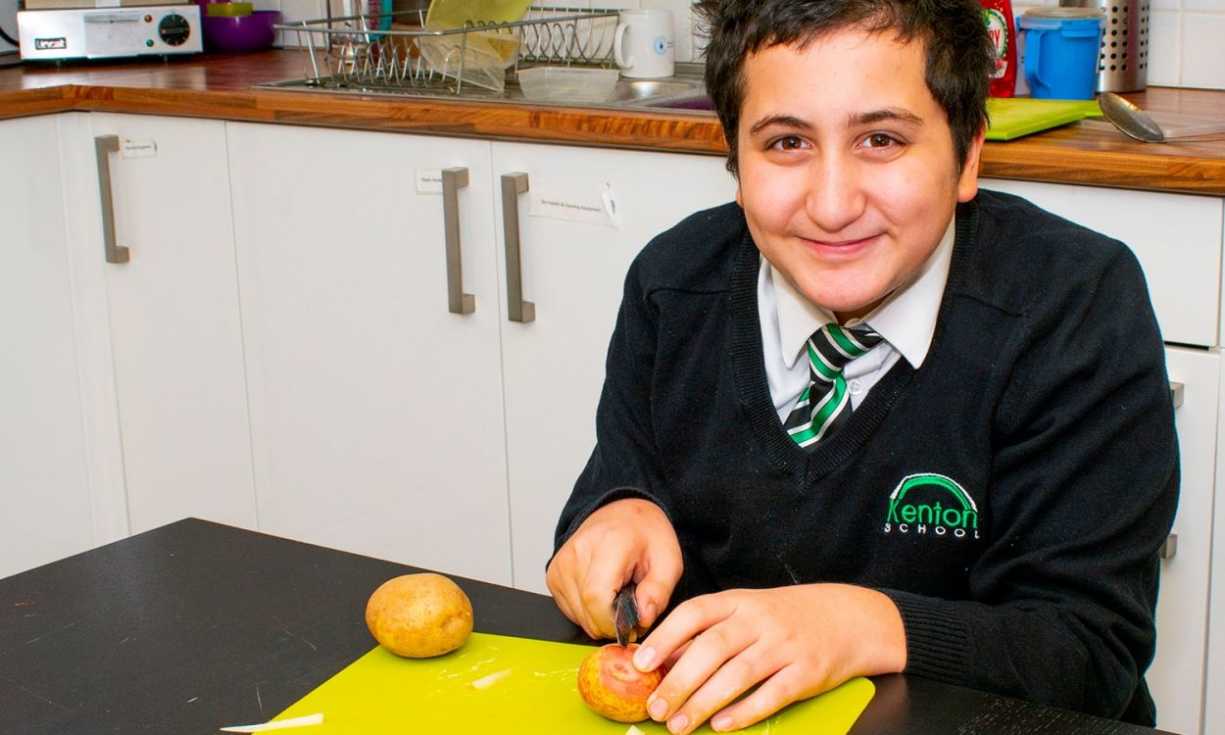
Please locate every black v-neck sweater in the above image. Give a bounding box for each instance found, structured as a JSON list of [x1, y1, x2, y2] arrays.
[[554, 190, 1178, 725]]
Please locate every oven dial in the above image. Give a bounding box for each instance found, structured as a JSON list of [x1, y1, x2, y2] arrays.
[[158, 14, 192, 46]]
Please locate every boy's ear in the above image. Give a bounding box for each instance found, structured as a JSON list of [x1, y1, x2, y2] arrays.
[[735, 182, 743, 207], [956, 125, 987, 203]]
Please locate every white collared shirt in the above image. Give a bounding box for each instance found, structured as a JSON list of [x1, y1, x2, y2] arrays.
[[757, 218, 956, 421]]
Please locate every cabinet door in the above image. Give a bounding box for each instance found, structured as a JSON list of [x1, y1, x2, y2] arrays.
[[75, 114, 257, 534], [1149, 347, 1218, 735], [491, 143, 737, 592], [227, 123, 512, 585], [980, 179, 1222, 349], [1201, 351, 1225, 735], [0, 116, 98, 578]]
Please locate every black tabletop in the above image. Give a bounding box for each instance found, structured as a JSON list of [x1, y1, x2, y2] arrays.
[[0, 519, 1173, 735]]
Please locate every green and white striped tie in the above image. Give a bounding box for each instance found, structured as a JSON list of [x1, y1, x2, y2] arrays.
[[782, 323, 883, 449]]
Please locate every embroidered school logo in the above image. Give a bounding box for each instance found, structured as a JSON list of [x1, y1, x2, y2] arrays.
[[883, 473, 980, 540]]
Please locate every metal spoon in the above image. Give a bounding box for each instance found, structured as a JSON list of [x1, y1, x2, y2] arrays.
[[1099, 92, 1225, 143]]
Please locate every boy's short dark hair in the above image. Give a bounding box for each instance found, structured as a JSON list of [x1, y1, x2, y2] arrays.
[[696, 0, 993, 175]]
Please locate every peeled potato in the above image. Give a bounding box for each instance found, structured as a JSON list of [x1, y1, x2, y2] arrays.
[[365, 573, 473, 658]]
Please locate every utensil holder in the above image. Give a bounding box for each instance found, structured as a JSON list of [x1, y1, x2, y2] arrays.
[[1060, 0, 1149, 92]]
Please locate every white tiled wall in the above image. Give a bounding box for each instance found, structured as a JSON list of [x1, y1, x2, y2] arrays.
[[256, 0, 325, 22], [1014, 0, 1225, 89], [252, 0, 325, 46]]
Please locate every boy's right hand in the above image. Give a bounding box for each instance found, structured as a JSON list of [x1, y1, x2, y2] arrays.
[[546, 498, 683, 641]]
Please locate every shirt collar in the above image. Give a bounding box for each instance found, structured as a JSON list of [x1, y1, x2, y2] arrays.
[[772, 215, 955, 370]]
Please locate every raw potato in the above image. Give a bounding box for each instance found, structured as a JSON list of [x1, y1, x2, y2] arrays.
[[365, 573, 473, 658], [577, 644, 663, 723]]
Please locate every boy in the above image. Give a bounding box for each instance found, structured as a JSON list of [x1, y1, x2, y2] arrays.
[[547, 1, 1178, 733]]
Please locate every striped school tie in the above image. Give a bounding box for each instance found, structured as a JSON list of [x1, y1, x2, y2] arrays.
[[782, 323, 883, 449]]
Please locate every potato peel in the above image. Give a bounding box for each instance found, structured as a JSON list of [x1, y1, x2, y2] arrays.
[[470, 668, 513, 690]]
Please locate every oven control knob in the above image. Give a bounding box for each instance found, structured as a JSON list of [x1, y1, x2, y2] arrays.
[[158, 14, 192, 46]]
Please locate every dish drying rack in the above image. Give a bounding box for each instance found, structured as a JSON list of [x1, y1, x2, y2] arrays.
[[276, 7, 620, 95]]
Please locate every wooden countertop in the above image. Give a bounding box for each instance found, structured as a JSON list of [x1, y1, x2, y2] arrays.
[[3, 50, 1225, 195]]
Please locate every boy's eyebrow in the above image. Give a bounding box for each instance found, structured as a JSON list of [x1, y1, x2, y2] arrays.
[[850, 108, 924, 127], [748, 108, 925, 135], [748, 114, 812, 135]]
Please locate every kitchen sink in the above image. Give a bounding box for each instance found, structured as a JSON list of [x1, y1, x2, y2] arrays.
[[644, 94, 715, 111], [609, 78, 699, 103]]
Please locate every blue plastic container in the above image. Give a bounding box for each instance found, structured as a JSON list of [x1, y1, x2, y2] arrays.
[[1019, 8, 1103, 100]]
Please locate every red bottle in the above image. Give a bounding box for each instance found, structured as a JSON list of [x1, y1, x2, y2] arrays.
[[980, 0, 1017, 97]]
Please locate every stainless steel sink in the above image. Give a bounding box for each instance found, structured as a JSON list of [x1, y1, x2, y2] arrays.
[[643, 94, 715, 111], [609, 78, 701, 103]]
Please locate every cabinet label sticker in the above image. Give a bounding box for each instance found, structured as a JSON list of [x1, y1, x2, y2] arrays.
[[35, 37, 68, 50], [530, 183, 619, 229], [120, 139, 158, 159], [416, 170, 443, 194]]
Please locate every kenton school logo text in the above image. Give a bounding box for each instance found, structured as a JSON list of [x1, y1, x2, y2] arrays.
[[883, 473, 980, 540]]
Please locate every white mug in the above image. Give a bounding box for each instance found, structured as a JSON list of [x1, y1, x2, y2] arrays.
[[613, 9, 675, 79]]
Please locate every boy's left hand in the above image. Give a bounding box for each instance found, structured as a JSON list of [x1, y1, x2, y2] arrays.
[[631, 584, 907, 733]]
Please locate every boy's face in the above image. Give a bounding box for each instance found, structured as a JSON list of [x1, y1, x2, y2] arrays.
[[735, 28, 984, 321]]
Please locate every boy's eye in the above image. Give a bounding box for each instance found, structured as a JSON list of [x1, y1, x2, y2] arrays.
[[769, 135, 807, 151], [863, 132, 901, 149]]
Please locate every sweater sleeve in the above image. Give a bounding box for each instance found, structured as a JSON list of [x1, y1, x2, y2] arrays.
[[882, 246, 1179, 723], [552, 256, 672, 554]]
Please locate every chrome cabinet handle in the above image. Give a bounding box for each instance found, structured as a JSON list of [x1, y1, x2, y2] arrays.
[[500, 172, 535, 324], [442, 167, 475, 315], [1161, 384, 1184, 562], [94, 135, 131, 264], [1160, 533, 1178, 560]]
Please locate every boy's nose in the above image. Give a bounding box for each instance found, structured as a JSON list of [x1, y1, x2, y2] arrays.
[[804, 157, 866, 235]]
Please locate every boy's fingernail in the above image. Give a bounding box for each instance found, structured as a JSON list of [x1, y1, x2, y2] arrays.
[[648, 695, 668, 720], [668, 713, 689, 733], [642, 600, 657, 623], [712, 715, 733, 731], [634, 645, 656, 670]]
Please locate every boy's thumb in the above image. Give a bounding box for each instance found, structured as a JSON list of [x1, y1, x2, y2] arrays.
[[634, 555, 681, 629]]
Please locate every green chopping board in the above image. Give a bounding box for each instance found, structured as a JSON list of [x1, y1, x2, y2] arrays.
[[271, 633, 875, 734], [986, 98, 1102, 141]]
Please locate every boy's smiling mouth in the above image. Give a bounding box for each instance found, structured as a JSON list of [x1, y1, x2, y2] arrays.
[[798, 233, 883, 259]]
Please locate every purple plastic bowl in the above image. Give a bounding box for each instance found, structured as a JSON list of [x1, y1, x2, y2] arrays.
[[203, 10, 281, 52]]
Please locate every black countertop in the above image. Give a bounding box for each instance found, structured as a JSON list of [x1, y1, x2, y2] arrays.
[[0, 519, 1174, 734]]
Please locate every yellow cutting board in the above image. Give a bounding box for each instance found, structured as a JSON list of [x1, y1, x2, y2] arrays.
[[986, 98, 1103, 141], [273, 633, 875, 734]]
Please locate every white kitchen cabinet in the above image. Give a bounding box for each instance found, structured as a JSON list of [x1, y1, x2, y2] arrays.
[[1150, 347, 1219, 735], [1204, 358, 1225, 735], [0, 116, 99, 579], [489, 142, 737, 592], [981, 179, 1223, 350], [61, 113, 258, 535], [226, 123, 513, 585]]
